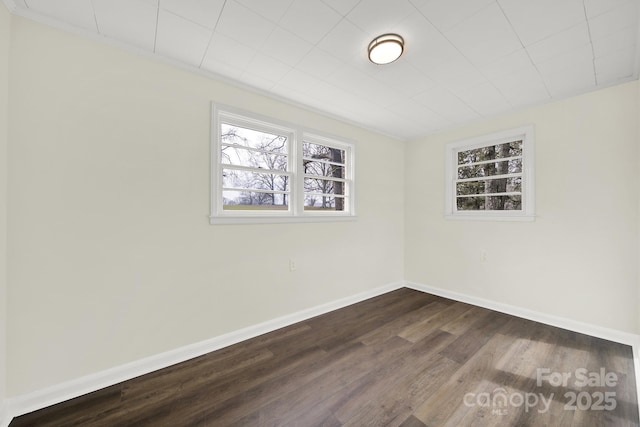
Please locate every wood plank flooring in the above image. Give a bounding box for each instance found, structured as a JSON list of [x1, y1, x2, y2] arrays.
[[10, 288, 639, 426]]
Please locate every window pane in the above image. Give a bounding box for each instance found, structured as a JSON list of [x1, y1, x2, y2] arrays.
[[303, 142, 345, 165], [303, 160, 345, 179], [223, 169, 289, 193], [458, 158, 522, 179], [457, 140, 522, 165], [221, 123, 288, 154], [456, 195, 522, 211], [304, 177, 346, 196], [222, 146, 287, 171], [223, 190, 289, 210], [456, 177, 521, 196], [304, 195, 346, 211]]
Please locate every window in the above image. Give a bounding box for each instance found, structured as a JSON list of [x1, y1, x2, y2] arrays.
[[303, 138, 348, 212], [211, 105, 355, 224], [445, 125, 535, 221]]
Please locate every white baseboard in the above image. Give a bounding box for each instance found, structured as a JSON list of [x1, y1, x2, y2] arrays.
[[0, 400, 10, 427], [3, 281, 404, 424], [405, 281, 640, 346]]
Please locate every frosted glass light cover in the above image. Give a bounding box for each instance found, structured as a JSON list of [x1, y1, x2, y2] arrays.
[[368, 34, 404, 65]]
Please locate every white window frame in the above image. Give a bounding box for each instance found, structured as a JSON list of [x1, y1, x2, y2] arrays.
[[210, 104, 356, 224], [444, 125, 535, 221]]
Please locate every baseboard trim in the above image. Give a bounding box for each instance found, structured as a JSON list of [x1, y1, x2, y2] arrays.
[[3, 281, 404, 424], [0, 400, 10, 427], [405, 281, 640, 346]]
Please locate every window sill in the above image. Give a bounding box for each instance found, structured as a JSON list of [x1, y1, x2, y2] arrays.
[[209, 215, 358, 225], [445, 214, 536, 222]]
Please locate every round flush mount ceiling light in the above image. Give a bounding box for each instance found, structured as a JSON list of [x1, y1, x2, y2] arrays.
[[368, 33, 404, 65]]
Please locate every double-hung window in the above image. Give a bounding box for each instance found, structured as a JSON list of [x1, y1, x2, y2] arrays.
[[445, 125, 535, 221], [303, 137, 348, 213], [211, 105, 355, 224]]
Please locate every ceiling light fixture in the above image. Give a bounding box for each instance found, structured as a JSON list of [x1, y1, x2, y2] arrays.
[[368, 33, 404, 65]]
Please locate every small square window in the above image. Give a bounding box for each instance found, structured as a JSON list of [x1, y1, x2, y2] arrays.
[[445, 125, 535, 221]]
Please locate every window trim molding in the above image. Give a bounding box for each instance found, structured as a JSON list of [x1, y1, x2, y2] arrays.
[[210, 103, 356, 225], [444, 125, 535, 222]]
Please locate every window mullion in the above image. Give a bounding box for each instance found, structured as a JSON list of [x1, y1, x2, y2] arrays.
[[222, 186, 290, 195], [305, 192, 347, 199], [456, 172, 522, 183], [302, 157, 345, 167], [294, 130, 304, 216], [456, 191, 522, 198], [304, 174, 348, 183], [456, 155, 522, 168], [223, 164, 291, 176]]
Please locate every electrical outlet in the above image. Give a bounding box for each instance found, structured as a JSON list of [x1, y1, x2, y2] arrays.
[[289, 259, 297, 272]]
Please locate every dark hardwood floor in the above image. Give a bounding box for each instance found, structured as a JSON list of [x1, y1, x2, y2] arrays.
[[10, 288, 639, 426]]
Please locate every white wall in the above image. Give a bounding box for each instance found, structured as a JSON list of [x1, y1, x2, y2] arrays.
[[6, 16, 405, 396], [0, 2, 10, 411], [406, 81, 639, 334]]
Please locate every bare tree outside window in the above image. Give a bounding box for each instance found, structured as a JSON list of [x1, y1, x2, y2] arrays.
[[303, 142, 346, 211], [221, 123, 290, 210], [211, 106, 355, 223]]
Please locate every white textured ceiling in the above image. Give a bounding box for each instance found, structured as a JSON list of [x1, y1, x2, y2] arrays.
[[4, 0, 639, 140]]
